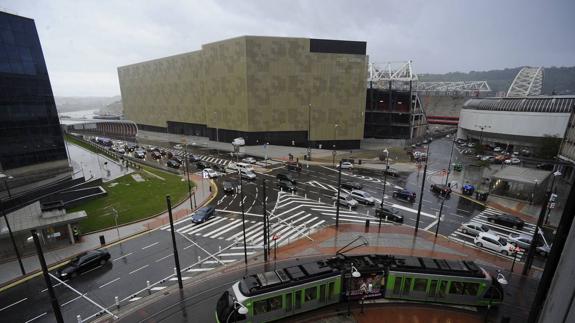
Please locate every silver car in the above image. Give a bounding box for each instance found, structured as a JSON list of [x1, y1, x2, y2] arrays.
[[507, 233, 532, 250], [334, 194, 359, 208], [350, 190, 375, 205], [460, 222, 494, 237]]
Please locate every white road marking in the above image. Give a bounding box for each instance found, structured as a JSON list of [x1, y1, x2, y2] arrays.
[[129, 297, 142, 302], [187, 268, 215, 272], [155, 253, 173, 262], [99, 277, 120, 289], [129, 265, 149, 275], [112, 252, 133, 262], [141, 242, 159, 250], [203, 220, 243, 238], [219, 252, 255, 257], [61, 295, 83, 307], [24, 312, 46, 323], [0, 298, 28, 312], [424, 220, 438, 231], [151, 286, 167, 291]]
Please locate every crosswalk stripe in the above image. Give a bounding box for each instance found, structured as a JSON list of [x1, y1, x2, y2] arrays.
[[181, 217, 228, 235], [291, 213, 312, 224], [203, 220, 243, 238], [228, 223, 260, 241], [282, 211, 306, 223], [309, 220, 326, 229]]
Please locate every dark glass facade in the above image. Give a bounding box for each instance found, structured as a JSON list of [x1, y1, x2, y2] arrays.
[[0, 12, 67, 171]]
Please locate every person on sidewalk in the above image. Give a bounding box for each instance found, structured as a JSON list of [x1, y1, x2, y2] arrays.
[[73, 226, 81, 243]]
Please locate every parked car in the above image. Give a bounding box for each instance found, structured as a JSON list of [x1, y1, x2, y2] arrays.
[[350, 190, 376, 205], [173, 144, 183, 150], [167, 159, 181, 169], [430, 184, 451, 196], [151, 151, 162, 160], [493, 147, 502, 152], [188, 154, 201, 162], [240, 169, 257, 180], [507, 233, 533, 250], [277, 180, 297, 192], [333, 194, 359, 208], [57, 250, 111, 278], [203, 168, 219, 178], [242, 157, 257, 164], [341, 181, 363, 190], [276, 173, 296, 185], [375, 206, 403, 223], [337, 162, 353, 170], [384, 168, 399, 177], [486, 213, 525, 229], [171, 156, 183, 165], [134, 149, 146, 159], [473, 232, 515, 255], [504, 157, 521, 165], [460, 222, 494, 237], [222, 181, 237, 194], [392, 189, 416, 203], [196, 161, 209, 170], [191, 206, 216, 223]]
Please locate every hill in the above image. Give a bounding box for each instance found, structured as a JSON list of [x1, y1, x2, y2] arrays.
[[419, 66, 575, 95]]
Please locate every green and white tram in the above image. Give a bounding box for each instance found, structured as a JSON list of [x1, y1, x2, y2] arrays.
[[215, 254, 504, 323]]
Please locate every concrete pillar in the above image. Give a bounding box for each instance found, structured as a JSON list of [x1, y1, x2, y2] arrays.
[[67, 223, 75, 244]]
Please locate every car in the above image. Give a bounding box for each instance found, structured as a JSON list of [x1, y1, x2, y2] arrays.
[[232, 137, 245, 146], [473, 232, 515, 255], [481, 155, 494, 162], [520, 148, 531, 156], [337, 162, 353, 170], [341, 181, 363, 190], [504, 157, 521, 165], [126, 143, 138, 152], [536, 163, 554, 171], [384, 168, 399, 177], [276, 173, 296, 185], [151, 151, 162, 160], [188, 154, 201, 162], [430, 184, 451, 196], [375, 206, 403, 223], [507, 233, 533, 250], [191, 206, 216, 223], [134, 150, 146, 159], [536, 243, 551, 257], [392, 189, 416, 203], [493, 147, 502, 152], [240, 169, 257, 180], [333, 194, 359, 208], [242, 157, 257, 164], [203, 168, 219, 178], [57, 250, 111, 278], [147, 146, 157, 152], [211, 164, 226, 173], [460, 222, 494, 237], [173, 144, 183, 150], [160, 149, 167, 156], [222, 181, 237, 194], [486, 213, 525, 229], [196, 161, 209, 170], [286, 162, 302, 172], [277, 180, 297, 192], [116, 147, 126, 154], [350, 190, 375, 205], [467, 143, 476, 148], [167, 159, 181, 169]]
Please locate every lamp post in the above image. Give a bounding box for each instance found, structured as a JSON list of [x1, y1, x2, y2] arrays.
[[332, 123, 339, 167], [474, 124, 491, 147], [379, 149, 389, 229], [347, 263, 361, 316], [111, 207, 120, 240], [545, 171, 562, 224], [414, 144, 430, 234], [238, 170, 248, 265], [183, 139, 193, 211]]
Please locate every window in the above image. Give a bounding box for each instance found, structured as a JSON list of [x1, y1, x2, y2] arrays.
[[295, 291, 302, 309], [319, 285, 326, 302], [285, 293, 292, 312], [428, 280, 438, 297], [328, 282, 335, 300], [403, 277, 412, 295], [413, 278, 427, 292], [393, 277, 403, 295], [438, 281, 447, 298], [253, 295, 283, 315], [305, 287, 317, 302], [463, 282, 480, 296], [449, 281, 465, 295]]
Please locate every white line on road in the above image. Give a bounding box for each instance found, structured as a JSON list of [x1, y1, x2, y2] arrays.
[[99, 277, 120, 289], [61, 294, 83, 307], [155, 253, 173, 262], [424, 220, 438, 231], [112, 252, 133, 262], [142, 242, 159, 250], [457, 208, 472, 213], [151, 286, 167, 291], [129, 265, 149, 275], [24, 312, 46, 323], [187, 268, 215, 272], [0, 297, 28, 312]]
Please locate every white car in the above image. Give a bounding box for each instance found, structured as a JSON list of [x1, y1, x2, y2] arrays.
[[232, 137, 245, 146], [350, 190, 375, 205], [242, 157, 257, 164], [333, 194, 359, 208], [473, 232, 515, 256], [173, 144, 183, 150], [337, 162, 353, 169], [460, 222, 495, 237], [504, 157, 521, 165], [202, 168, 219, 178], [240, 169, 256, 180], [493, 147, 502, 152]]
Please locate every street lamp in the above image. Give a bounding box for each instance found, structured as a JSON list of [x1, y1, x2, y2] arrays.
[[307, 104, 312, 159], [182, 139, 194, 211], [545, 170, 562, 224], [379, 149, 389, 229], [347, 263, 361, 316], [238, 169, 248, 265]]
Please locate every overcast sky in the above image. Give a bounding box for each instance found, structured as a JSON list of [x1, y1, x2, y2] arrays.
[[2, 0, 574, 97]]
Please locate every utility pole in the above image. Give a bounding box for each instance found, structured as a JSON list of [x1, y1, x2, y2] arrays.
[[379, 149, 389, 229], [32, 229, 64, 323], [523, 191, 551, 275], [435, 137, 455, 237], [335, 160, 342, 228], [414, 144, 430, 234], [239, 170, 248, 265], [166, 196, 183, 289], [262, 179, 268, 262]]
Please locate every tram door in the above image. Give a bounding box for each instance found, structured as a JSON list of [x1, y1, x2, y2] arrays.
[[427, 280, 438, 301]]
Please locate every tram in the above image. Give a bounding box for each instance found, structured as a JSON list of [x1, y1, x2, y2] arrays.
[[215, 254, 504, 323]]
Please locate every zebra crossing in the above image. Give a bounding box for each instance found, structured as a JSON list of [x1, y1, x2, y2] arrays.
[[448, 208, 537, 261], [197, 155, 232, 166], [319, 165, 402, 190], [305, 180, 340, 192]]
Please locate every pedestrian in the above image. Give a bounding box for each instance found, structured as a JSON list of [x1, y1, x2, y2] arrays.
[[73, 226, 80, 242]]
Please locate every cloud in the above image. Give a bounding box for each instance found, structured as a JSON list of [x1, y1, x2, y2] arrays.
[[2, 0, 574, 96]]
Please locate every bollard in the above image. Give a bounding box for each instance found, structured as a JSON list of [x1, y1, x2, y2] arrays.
[[198, 256, 201, 267], [219, 245, 222, 260], [334, 201, 336, 206], [349, 206, 352, 211], [318, 197, 321, 203], [291, 190, 294, 196], [77, 315, 82, 323], [305, 193, 307, 199], [367, 210, 370, 216], [115, 296, 119, 309], [147, 280, 151, 294], [365, 219, 370, 227], [174, 267, 177, 276]]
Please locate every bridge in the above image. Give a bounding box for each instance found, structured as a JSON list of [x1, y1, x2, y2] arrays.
[[60, 118, 138, 140]]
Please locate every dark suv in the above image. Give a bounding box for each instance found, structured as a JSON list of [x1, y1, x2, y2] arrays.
[[486, 213, 525, 229], [375, 206, 403, 223], [222, 181, 236, 194], [276, 173, 296, 184], [277, 180, 297, 192], [57, 250, 111, 278], [430, 184, 451, 196], [191, 206, 216, 223], [341, 181, 363, 190], [392, 189, 416, 202]]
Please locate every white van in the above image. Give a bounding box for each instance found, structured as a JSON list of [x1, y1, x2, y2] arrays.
[[235, 162, 253, 172]]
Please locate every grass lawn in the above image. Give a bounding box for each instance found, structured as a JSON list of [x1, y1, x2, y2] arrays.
[[68, 166, 191, 234]]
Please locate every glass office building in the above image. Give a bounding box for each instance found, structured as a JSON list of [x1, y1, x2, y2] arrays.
[[0, 12, 68, 182]]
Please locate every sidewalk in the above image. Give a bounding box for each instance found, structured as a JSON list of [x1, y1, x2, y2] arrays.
[[0, 175, 214, 288]]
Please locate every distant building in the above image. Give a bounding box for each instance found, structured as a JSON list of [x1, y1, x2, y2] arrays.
[[118, 36, 367, 149], [0, 11, 70, 192]]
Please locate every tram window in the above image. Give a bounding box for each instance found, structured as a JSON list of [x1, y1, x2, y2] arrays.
[[286, 293, 292, 312], [463, 282, 480, 296], [438, 281, 447, 298], [253, 295, 283, 315], [295, 291, 302, 309], [449, 281, 465, 295], [328, 282, 335, 300], [305, 287, 317, 301], [254, 299, 267, 315], [413, 278, 427, 292], [393, 277, 403, 295], [319, 285, 326, 302], [269, 295, 282, 311], [403, 277, 412, 295], [428, 280, 438, 297]]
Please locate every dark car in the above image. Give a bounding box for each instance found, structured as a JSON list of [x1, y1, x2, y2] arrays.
[[384, 168, 399, 177], [392, 189, 416, 202], [486, 213, 525, 229], [286, 162, 302, 172], [151, 151, 162, 160], [277, 180, 297, 192], [171, 156, 183, 165], [191, 206, 216, 223], [375, 206, 403, 223], [134, 150, 146, 159], [188, 154, 201, 162], [276, 173, 296, 185], [167, 159, 181, 169], [196, 161, 209, 170], [57, 250, 111, 278], [430, 184, 451, 196], [222, 181, 237, 194], [341, 181, 363, 190]]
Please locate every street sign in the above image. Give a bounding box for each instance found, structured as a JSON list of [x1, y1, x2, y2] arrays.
[[202, 171, 209, 179], [272, 234, 279, 241], [549, 202, 556, 209]]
